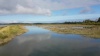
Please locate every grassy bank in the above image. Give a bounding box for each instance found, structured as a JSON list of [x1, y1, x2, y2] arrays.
[[0, 25, 27, 45], [36, 24, 100, 38]]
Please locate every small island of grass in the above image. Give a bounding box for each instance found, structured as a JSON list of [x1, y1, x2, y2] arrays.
[[0, 25, 27, 45]]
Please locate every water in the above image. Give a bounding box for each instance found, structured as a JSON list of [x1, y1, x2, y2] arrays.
[[0, 26, 100, 56]]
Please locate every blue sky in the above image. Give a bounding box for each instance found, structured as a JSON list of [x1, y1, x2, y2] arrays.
[[0, 0, 100, 23]]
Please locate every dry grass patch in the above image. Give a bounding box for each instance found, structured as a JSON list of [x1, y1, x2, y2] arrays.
[[36, 24, 100, 38], [0, 25, 27, 45]]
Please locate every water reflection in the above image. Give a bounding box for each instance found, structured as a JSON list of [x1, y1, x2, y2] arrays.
[[0, 26, 100, 56]]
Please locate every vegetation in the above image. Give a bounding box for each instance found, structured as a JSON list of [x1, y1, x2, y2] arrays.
[[62, 17, 100, 25], [0, 17, 100, 25], [36, 24, 100, 38], [97, 17, 100, 22], [0, 17, 99, 40], [34, 17, 100, 38], [0, 25, 27, 45]]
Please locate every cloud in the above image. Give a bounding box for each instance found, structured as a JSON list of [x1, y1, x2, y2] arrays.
[[0, 10, 10, 14], [0, 0, 100, 15], [0, 0, 51, 15], [80, 7, 92, 14], [15, 5, 51, 16]]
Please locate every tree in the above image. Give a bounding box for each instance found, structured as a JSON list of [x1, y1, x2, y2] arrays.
[[83, 19, 93, 23], [97, 17, 100, 22]]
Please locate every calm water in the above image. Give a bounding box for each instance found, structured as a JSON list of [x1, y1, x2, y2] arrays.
[[0, 26, 100, 56]]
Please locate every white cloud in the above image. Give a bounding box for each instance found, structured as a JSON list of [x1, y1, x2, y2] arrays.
[[0, 0, 100, 15], [15, 5, 51, 15], [0, 4, 51, 16], [23, 0, 100, 10], [15, 5, 33, 14]]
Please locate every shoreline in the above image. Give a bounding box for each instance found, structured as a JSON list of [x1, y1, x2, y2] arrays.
[[0, 25, 27, 45], [35, 24, 100, 38]]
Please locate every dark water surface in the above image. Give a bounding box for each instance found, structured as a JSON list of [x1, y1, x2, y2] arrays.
[[0, 26, 100, 56]]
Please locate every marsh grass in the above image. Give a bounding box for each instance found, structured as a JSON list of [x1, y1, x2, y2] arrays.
[[36, 24, 100, 38], [0, 25, 27, 45]]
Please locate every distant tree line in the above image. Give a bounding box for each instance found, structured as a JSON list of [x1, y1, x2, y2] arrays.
[[63, 17, 100, 25], [82, 17, 100, 25], [0, 17, 100, 25], [97, 17, 100, 22]]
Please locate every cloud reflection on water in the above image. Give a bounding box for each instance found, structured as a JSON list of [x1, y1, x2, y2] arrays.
[[0, 26, 100, 56]]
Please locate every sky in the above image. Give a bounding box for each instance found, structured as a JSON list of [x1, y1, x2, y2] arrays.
[[0, 0, 100, 23]]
